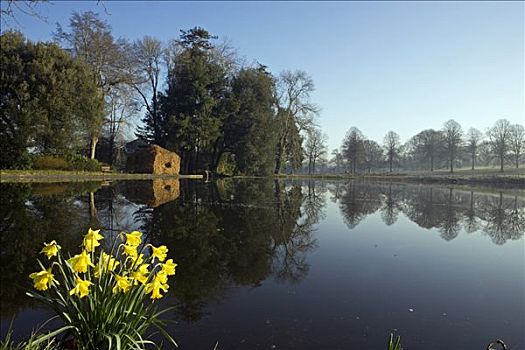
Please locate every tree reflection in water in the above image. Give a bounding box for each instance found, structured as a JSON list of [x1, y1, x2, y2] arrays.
[[1, 180, 523, 324], [0, 182, 102, 318], [125, 179, 322, 321], [333, 181, 524, 244]]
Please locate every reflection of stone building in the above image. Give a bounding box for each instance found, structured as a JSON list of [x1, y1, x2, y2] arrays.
[[126, 144, 181, 175], [122, 179, 180, 207]]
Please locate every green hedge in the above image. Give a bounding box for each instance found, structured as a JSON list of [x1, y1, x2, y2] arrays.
[[31, 155, 103, 172]]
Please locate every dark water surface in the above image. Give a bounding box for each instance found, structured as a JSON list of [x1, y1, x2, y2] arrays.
[[1, 179, 524, 349]]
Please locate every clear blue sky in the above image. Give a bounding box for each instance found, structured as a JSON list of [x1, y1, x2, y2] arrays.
[[3, 1, 524, 151]]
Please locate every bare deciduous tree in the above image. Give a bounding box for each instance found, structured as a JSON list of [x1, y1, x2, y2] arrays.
[[442, 119, 463, 173], [383, 131, 400, 173], [363, 139, 384, 173], [410, 129, 443, 172], [274, 70, 319, 173], [305, 128, 327, 174], [487, 119, 512, 172], [131, 36, 164, 145], [1, 0, 48, 28], [105, 85, 140, 165], [466, 127, 483, 170], [509, 124, 524, 168], [341, 127, 365, 174], [55, 11, 132, 159]]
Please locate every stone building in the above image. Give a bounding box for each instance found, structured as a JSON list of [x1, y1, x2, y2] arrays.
[[125, 144, 181, 175]]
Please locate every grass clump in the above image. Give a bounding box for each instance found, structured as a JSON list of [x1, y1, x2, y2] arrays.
[[387, 333, 402, 350]]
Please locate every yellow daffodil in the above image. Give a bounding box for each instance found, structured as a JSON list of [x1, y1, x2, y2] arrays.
[[83, 228, 104, 252], [161, 259, 177, 276], [101, 252, 119, 271], [68, 250, 95, 273], [29, 268, 56, 291], [132, 264, 149, 285], [69, 276, 92, 298], [122, 244, 138, 258], [145, 273, 169, 299], [150, 245, 168, 262], [95, 252, 120, 278], [40, 240, 61, 259], [131, 253, 144, 266], [156, 270, 168, 284], [112, 274, 132, 294], [125, 231, 142, 247]]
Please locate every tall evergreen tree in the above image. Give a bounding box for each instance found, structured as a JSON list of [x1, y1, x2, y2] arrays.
[[160, 27, 229, 173], [224, 65, 278, 175]]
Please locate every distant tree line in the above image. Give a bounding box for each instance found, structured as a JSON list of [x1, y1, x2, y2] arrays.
[[1, 11, 324, 175], [332, 119, 524, 174]]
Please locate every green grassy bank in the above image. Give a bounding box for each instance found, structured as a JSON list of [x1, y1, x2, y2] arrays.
[[2, 168, 524, 188], [274, 167, 525, 187], [0, 170, 203, 183]]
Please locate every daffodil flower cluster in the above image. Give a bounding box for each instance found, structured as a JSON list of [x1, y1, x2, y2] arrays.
[[26, 228, 180, 348], [29, 228, 177, 300]]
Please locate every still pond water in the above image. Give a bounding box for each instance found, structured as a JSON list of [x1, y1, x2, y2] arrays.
[[1, 179, 524, 349]]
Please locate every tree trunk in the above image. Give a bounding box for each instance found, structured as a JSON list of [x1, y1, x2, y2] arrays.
[[152, 96, 161, 146], [109, 136, 115, 166], [389, 156, 393, 173], [471, 154, 475, 170], [274, 140, 285, 174], [90, 135, 98, 160], [89, 192, 97, 220], [500, 154, 504, 172]]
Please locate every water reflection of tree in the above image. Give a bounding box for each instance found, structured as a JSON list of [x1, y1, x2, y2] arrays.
[[404, 187, 445, 230], [437, 188, 462, 241], [271, 181, 319, 284], [462, 191, 481, 233], [380, 184, 402, 226], [0, 183, 100, 318], [478, 193, 525, 245], [338, 182, 383, 229], [331, 181, 524, 245], [131, 179, 322, 322]]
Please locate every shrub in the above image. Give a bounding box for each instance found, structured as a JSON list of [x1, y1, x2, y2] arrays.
[[67, 155, 103, 172], [25, 229, 178, 349], [31, 156, 71, 171], [30, 155, 104, 172]]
